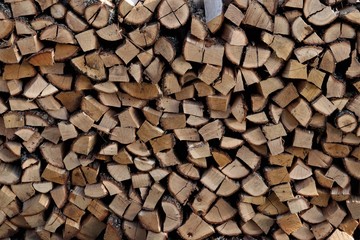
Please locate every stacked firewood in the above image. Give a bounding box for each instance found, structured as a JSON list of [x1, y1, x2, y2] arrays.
[[0, 0, 360, 239]]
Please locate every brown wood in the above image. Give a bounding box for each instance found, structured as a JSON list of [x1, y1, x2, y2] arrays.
[[204, 198, 236, 224], [138, 210, 161, 233], [216, 220, 242, 236], [303, 0, 337, 26], [347, 50, 360, 79], [191, 16, 207, 40], [191, 187, 216, 216], [0, 1, 359, 239], [177, 213, 215, 240], [204, 0, 224, 34], [122, 220, 146, 240], [162, 197, 182, 232], [242, 173, 269, 197], [168, 172, 195, 204], [157, 0, 189, 29], [243, 1, 273, 31]]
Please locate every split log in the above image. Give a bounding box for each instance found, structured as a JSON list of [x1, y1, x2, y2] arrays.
[[168, 172, 196, 204], [177, 213, 215, 240], [157, 0, 190, 29], [162, 197, 182, 232], [243, 1, 273, 31], [303, 0, 337, 26]]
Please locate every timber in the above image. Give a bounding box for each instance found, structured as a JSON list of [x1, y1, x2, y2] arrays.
[[0, 0, 359, 239]]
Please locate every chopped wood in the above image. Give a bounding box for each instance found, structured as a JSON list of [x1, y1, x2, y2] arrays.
[[295, 177, 318, 196], [261, 32, 294, 61], [157, 0, 189, 29], [191, 187, 216, 216], [191, 16, 207, 40], [243, 1, 273, 31], [177, 213, 214, 240], [216, 220, 242, 236], [242, 173, 269, 197], [330, 41, 351, 63], [168, 172, 195, 204], [162, 197, 182, 232], [138, 210, 161, 233], [322, 143, 351, 158], [282, 59, 307, 79], [0, 0, 358, 239], [292, 17, 313, 42], [204, 0, 223, 34], [204, 198, 236, 224], [336, 112, 358, 133], [303, 0, 337, 26], [277, 213, 302, 235], [272, 83, 299, 108]]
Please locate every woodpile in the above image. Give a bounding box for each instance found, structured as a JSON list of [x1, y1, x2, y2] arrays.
[[0, 0, 359, 239]]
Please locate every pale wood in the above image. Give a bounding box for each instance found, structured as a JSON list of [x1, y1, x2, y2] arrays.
[[293, 128, 314, 149], [216, 220, 242, 236], [204, 198, 236, 224], [50, 3, 66, 19], [0, 1, 359, 238], [240, 220, 263, 236], [257, 194, 288, 216], [287, 98, 312, 127], [336, 112, 357, 133], [65, 10, 88, 33], [84, 3, 109, 29], [40, 24, 77, 44], [303, 0, 337, 26], [291, 17, 313, 42], [271, 183, 294, 202], [225, 4, 244, 26], [277, 213, 302, 235], [138, 210, 161, 233], [252, 213, 274, 234], [295, 177, 318, 196], [162, 197, 182, 232], [262, 32, 294, 61], [236, 145, 261, 170], [243, 45, 270, 68], [242, 173, 268, 197], [71, 54, 106, 81], [168, 172, 195, 204], [177, 213, 215, 240], [330, 41, 351, 63], [183, 36, 224, 66], [222, 24, 248, 46], [191, 187, 216, 216], [347, 50, 360, 79], [157, 0, 189, 29], [217, 177, 240, 197], [312, 221, 334, 239], [272, 83, 299, 108], [294, 46, 323, 63], [200, 167, 225, 192], [242, 127, 267, 146], [191, 16, 207, 40], [264, 167, 290, 186], [243, 1, 273, 31], [328, 229, 354, 240], [72, 133, 96, 155], [282, 59, 307, 79], [274, 15, 290, 35]]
